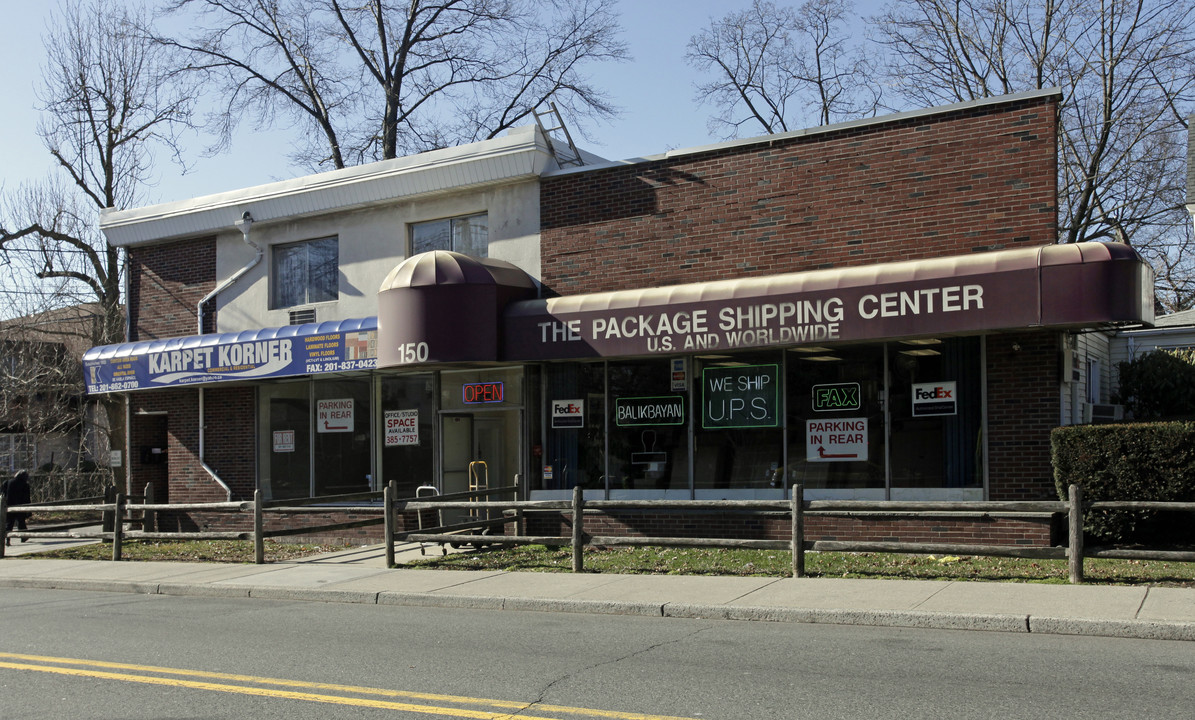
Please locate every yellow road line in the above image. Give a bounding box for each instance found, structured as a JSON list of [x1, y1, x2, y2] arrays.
[[0, 652, 700, 720], [0, 660, 523, 718]]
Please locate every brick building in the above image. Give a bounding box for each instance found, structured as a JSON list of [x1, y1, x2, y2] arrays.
[[84, 90, 1153, 542]]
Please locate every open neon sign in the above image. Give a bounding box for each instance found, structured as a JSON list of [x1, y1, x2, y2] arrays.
[[462, 381, 504, 404]]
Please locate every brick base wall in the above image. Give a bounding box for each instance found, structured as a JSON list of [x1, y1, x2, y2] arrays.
[[525, 511, 1056, 548], [142, 507, 1056, 548]]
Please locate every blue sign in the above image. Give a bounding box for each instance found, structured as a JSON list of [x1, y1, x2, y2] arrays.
[[83, 319, 378, 394]]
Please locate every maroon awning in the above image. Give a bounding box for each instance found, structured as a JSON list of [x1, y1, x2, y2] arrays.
[[377, 251, 537, 367], [502, 243, 1154, 361]]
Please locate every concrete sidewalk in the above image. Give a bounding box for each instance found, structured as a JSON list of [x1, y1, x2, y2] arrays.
[[1, 539, 1192, 642]]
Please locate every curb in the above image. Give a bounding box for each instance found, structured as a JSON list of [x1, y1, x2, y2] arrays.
[[2, 576, 1192, 642]]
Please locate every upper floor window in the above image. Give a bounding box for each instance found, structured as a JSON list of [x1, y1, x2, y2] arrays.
[[271, 236, 338, 309], [410, 213, 488, 257]]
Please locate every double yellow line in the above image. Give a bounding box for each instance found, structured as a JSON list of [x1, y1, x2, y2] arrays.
[[0, 652, 699, 720]]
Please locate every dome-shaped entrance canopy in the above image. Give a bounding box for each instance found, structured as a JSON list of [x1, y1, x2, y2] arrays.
[[377, 251, 537, 367]]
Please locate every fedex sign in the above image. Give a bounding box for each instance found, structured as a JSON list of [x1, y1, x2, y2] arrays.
[[552, 398, 585, 428], [911, 381, 957, 417]]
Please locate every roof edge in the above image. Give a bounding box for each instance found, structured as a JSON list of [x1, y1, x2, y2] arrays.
[[100, 126, 553, 246], [547, 88, 1063, 177]]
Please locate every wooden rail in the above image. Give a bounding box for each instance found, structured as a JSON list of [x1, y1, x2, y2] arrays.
[[4, 483, 1194, 583]]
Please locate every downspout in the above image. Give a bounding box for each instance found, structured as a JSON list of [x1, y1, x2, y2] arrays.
[[198, 212, 261, 334], [197, 212, 261, 501], [199, 388, 232, 501]]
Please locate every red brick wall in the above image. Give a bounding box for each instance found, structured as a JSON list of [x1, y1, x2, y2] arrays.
[[128, 237, 217, 339], [129, 386, 255, 530], [524, 511, 1055, 547], [986, 332, 1062, 500], [540, 94, 1057, 296]]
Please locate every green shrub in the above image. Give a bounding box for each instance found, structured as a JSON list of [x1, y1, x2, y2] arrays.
[[1115, 349, 1195, 420], [1052, 422, 1195, 545]]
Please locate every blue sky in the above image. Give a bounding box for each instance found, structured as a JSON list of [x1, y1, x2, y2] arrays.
[[0, 1, 882, 206]]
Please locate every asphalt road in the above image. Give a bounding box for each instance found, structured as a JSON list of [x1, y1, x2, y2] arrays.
[[1, 588, 1192, 719]]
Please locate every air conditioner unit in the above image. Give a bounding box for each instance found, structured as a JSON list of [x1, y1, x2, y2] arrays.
[[289, 308, 316, 325], [1082, 403, 1124, 424]]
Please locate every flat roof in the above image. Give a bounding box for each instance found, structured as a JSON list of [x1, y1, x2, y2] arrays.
[[99, 126, 554, 246]]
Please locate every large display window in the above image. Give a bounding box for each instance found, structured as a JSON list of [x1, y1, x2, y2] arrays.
[[258, 381, 311, 500], [608, 359, 687, 493], [540, 363, 605, 492], [379, 373, 436, 498], [888, 337, 983, 492], [694, 351, 784, 491], [785, 344, 886, 492], [256, 377, 372, 500]]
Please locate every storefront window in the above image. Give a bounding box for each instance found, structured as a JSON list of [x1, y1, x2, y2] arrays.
[[888, 337, 983, 490], [379, 373, 436, 498], [608, 359, 687, 492], [786, 345, 886, 491], [312, 378, 373, 495], [440, 368, 524, 498], [258, 382, 311, 500], [541, 363, 605, 491], [694, 352, 784, 491]]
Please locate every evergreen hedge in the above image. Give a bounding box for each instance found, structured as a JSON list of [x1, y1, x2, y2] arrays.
[[1052, 422, 1195, 545]]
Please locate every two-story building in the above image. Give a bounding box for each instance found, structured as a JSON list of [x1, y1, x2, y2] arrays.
[[84, 89, 1154, 543]]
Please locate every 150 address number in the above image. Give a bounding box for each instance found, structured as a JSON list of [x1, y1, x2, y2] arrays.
[[394, 342, 429, 364]]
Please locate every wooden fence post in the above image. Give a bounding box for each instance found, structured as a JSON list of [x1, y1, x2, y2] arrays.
[[112, 493, 124, 561], [571, 485, 584, 573], [143, 482, 155, 532], [384, 480, 396, 569], [1068, 483, 1084, 584], [791, 484, 805, 578], [102, 484, 115, 533], [1, 493, 8, 558], [254, 490, 265, 565], [513, 473, 524, 537]]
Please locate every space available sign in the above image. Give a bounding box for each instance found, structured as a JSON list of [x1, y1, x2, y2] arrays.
[[84, 326, 378, 394], [384, 409, 419, 446]]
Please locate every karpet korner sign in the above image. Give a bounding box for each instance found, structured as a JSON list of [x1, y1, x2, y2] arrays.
[[84, 328, 378, 393], [505, 279, 1022, 360]]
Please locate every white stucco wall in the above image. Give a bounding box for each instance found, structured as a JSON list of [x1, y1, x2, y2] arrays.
[[211, 179, 541, 332]]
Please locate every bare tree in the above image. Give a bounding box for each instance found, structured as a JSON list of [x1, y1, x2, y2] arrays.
[[156, 0, 628, 170], [874, 0, 1195, 307], [0, 0, 195, 483], [685, 0, 880, 138], [1, 0, 193, 334]]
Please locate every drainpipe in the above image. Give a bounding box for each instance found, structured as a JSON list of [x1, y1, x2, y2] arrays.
[[196, 212, 260, 502], [199, 388, 233, 501], [197, 212, 262, 334]]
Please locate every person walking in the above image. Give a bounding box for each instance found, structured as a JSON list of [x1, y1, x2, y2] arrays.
[[2, 469, 33, 545]]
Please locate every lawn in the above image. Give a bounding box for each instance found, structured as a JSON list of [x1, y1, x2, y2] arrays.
[[405, 543, 1195, 587], [14, 539, 349, 564], [20, 540, 1195, 587]]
